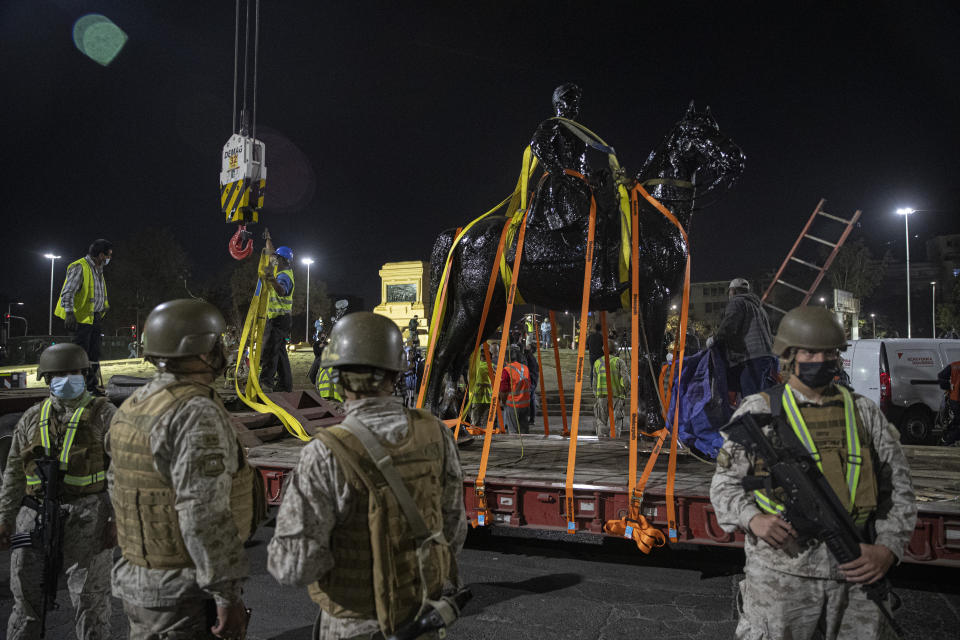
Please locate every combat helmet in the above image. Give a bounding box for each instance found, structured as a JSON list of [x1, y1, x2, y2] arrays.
[[36, 343, 89, 380], [142, 299, 226, 358], [321, 311, 404, 372], [772, 305, 847, 357]]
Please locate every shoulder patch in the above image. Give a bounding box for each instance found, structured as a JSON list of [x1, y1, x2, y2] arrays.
[[716, 448, 732, 469], [200, 453, 226, 477]]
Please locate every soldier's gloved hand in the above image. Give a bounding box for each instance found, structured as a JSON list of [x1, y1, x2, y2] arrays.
[[748, 513, 797, 550], [64, 312, 78, 332], [211, 601, 249, 639], [0, 523, 10, 550], [705, 336, 715, 349], [839, 543, 895, 584]]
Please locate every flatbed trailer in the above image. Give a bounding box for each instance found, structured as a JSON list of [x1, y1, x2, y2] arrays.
[[247, 434, 960, 568], [3, 387, 957, 566]]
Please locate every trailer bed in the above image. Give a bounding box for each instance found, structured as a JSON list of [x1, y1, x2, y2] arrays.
[[248, 436, 960, 566]]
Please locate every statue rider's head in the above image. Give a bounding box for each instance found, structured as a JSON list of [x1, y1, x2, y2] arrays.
[[552, 83, 582, 119]]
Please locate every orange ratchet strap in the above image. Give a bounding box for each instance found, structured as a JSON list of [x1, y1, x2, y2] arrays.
[[635, 184, 691, 543], [563, 192, 597, 533], [474, 213, 530, 527], [548, 310, 569, 436]]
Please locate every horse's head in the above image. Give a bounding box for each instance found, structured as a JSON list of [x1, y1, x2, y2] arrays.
[[639, 101, 745, 206]]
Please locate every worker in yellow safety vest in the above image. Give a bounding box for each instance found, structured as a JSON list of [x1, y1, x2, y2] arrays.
[[54, 238, 113, 393], [710, 306, 916, 639], [469, 354, 494, 428], [593, 354, 629, 436], [258, 229, 295, 392], [315, 366, 342, 403]]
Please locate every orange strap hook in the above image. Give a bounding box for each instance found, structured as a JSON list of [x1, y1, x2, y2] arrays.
[[229, 224, 254, 260]]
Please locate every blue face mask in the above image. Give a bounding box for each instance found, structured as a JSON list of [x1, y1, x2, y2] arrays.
[[50, 374, 86, 400]]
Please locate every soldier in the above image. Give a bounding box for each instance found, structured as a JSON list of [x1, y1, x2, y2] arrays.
[[267, 311, 467, 639], [710, 306, 917, 639], [0, 343, 115, 639], [108, 299, 259, 639]]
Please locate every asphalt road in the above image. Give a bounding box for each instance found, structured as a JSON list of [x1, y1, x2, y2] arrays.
[[1, 515, 958, 639]]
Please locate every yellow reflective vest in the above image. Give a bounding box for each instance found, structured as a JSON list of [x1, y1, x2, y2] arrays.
[[753, 384, 878, 526], [54, 257, 108, 325], [316, 367, 342, 402], [267, 268, 294, 319]]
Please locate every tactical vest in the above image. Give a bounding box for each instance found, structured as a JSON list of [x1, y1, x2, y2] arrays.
[[593, 357, 626, 399], [23, 394, 109, 497], [110, 380, 257, 569], [505, 363, 531, 409], [307, 408, 451, 633], [54, 257, 108, 325], [754, 384, 878, 526], [267, 268, 294, 318], [316, 366, 343, 402]]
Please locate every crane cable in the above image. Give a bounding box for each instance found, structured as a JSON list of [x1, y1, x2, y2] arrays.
[[227, 0, 261, 260]]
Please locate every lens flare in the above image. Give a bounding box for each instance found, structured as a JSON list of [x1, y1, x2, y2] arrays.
[[72, 14, 128, 66]]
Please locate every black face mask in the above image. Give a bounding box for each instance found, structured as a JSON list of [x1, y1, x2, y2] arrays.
[[795, 360, 839, 388]]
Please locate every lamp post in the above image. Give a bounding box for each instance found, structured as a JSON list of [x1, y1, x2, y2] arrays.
[[895, 208, 915, 338], [870, 313, 876, 338], [302, 257, 314, 342], [930, 281, 937, 338], [43, 253, 61, 336], [819, 296, 827, 307]]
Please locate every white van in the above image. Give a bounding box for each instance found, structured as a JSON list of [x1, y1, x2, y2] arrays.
[[842, 339, 960, 444]]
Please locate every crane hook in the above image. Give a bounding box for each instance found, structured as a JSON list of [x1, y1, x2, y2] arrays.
[[229, 224, 254, 260]]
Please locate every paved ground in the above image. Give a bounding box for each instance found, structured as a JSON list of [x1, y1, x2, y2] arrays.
[[1, 517, 958, 639]]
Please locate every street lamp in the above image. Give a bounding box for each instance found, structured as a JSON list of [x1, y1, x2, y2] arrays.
[[819, 296, 826, 307], [870, 313, 876, 338], [43, 253, 61, 336], [895, 208, 915, 338], [931, 281, 937, 338], [301, 257, 314, 342]]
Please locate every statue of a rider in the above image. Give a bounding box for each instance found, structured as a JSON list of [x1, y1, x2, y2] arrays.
[[528, 83, 624, 300]]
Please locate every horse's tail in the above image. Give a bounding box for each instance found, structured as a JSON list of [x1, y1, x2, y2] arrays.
[[427, 228, 457, 341]]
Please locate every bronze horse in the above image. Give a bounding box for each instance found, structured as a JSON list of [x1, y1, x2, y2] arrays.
[[424, 102, 745, 425]]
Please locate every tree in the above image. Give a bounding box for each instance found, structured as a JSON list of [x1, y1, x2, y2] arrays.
[[936, 277, 960, 337], [827, 238, 891, 303], [105, 227, 192, 334]]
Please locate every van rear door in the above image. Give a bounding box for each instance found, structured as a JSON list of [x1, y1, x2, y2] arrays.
[[889, 345, 943, 410]]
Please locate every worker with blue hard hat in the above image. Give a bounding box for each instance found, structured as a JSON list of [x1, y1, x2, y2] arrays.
[[259, 229, 296, 392]]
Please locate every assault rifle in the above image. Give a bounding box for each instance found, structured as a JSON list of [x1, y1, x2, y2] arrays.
[[725, 413, 904, 638], [10, 447, 68, 639], [386, 588, 473, 640]]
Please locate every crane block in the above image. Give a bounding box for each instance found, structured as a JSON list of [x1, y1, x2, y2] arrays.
[[220, 133, 266, 224]]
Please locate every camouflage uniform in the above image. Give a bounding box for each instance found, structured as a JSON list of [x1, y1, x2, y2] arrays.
[[267, 396, 467, 640], [710, 386, 917, 639], [0, 395, 115, 640], [107, 372, 249, 639]]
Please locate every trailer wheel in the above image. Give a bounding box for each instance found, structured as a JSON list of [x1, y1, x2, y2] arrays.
[[899, 406, 934, 445], [0, 412, 23, 476]]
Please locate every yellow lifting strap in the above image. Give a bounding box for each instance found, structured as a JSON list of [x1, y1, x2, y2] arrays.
[[234, 251, 310, 441]]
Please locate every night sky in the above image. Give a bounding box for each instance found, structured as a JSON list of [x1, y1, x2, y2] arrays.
[[3, 1, 959, 331]]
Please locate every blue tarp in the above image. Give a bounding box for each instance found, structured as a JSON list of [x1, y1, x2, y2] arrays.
[[665, 346, 732, 458]]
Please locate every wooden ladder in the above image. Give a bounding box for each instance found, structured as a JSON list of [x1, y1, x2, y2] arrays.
[[760, 199, 862, 316]]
